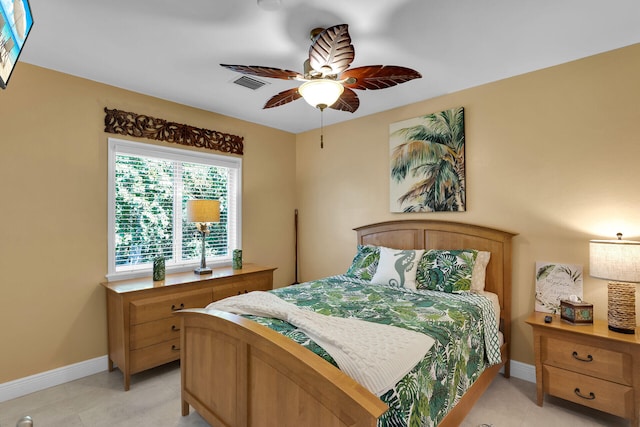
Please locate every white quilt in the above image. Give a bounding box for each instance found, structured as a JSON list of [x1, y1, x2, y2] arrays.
[[206, 291, 435, 396]]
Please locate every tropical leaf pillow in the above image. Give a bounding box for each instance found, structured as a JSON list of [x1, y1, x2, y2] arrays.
[[345, 245, 380, 281], [416, 249, 479, 293], [471, 251, 491, 292], [370, 247, 425, 291]]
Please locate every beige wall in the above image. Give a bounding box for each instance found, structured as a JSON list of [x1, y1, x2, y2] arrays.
[[1, 43, 638, 384], [295, 44, 640, 365], [0, 64, 296, 383]]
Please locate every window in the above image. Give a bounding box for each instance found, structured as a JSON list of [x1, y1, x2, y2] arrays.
[[107, 138, 241, 280]]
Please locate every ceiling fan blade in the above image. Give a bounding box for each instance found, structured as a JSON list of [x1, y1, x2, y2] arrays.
[[342, 65, 422, 90], [221, 64, 301, 80], [308, 24, 354, 76], [263, 88, 302, 109], [329, 87, 359, 113]]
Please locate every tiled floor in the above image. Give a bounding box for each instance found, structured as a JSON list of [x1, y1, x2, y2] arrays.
[[0, 362, 207, 427], [461, 375, 628, 427], [0, 363, 630, 426]]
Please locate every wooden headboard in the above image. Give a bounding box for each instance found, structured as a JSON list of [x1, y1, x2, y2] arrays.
[[354, 220, 516, 369]]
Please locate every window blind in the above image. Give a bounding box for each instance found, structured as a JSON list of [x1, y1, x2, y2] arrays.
[[107, 138, 242, 280]]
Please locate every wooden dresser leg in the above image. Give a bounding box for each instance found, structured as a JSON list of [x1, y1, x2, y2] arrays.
[[182, 400, 190, 416], [536, 384, 543, 406], [124, 373, 130, 391]]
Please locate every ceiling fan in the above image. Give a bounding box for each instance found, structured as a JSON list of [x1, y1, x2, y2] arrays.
[[221, 24, 422, 113]]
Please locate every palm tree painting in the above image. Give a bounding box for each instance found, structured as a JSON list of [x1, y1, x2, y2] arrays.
[[389, 107, 465, 212]]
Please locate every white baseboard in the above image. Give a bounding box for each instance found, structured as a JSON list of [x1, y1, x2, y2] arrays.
[[507, 359, 536, 383], [0, 355, 536, 404], [0, 355, 108, 403]]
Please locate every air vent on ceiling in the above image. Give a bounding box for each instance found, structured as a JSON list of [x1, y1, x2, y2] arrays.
[[232, 75, 269, 90]]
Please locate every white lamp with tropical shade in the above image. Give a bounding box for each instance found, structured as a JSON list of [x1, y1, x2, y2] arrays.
[[589, 233, 640, 334], [187, 199, 220, 275]]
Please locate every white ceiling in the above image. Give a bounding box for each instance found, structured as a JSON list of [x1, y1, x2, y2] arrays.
[[19, 0, 640, 134]]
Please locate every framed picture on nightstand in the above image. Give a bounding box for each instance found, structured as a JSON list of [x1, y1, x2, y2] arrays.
[[535, 262, 583, 314]]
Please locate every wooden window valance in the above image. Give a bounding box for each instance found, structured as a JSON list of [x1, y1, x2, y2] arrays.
[[104, 107, 244, 155]]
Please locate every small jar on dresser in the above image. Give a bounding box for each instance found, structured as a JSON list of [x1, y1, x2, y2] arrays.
[[101, 263, 276, 390], [526, 312, 640, 426]]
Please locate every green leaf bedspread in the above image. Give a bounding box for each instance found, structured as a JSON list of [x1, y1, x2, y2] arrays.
[[244, 274, 501, 427]]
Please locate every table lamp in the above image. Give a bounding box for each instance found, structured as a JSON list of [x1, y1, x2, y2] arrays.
[[589, 233, 640, 334], [187, 199, 220, 274]]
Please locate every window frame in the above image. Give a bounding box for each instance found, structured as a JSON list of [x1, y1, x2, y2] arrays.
[[107, 137, 242, 281]]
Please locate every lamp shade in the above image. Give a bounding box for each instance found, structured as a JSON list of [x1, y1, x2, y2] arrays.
[[298, 79, 344, 109], [589, 236, 640, 283], [186, 199, 220, 223]]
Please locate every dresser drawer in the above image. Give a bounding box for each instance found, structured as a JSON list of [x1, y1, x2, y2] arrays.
[[542, 336, 632, 385], [130, 338, 181, 374], [543, 365, 634, 419], [130, 317, 181, 350], [130, 288, 213, 325], [213, 274, 273, 301]]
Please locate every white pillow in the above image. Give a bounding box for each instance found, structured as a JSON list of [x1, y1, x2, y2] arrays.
[[371, 247, 425, 291], [471, 251, 491, 292]]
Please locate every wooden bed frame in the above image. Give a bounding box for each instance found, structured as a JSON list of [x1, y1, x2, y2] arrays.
[[175, 220, 515, 427]]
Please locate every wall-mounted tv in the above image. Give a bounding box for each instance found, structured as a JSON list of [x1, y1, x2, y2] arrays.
[[0, 0, 33, 89]]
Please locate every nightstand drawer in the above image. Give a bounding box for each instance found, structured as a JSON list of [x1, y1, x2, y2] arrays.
[[542, 336, 632, 385], [130, 289, 213, 325], [543, 365, 634, 419], [130, 317, 181, 350]]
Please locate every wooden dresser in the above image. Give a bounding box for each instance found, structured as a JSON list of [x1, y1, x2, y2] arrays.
[[526, 312, 640, 425], [102, 264, 276, 390]]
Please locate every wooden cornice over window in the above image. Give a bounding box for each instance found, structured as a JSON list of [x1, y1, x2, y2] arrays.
[[104, 107, 244, 155]]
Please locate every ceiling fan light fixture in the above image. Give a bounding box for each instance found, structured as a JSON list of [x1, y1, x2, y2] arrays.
[[298, 79, 344, 110]]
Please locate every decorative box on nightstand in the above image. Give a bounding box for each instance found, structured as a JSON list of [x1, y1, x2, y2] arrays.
[[560, 299, 593, 325]]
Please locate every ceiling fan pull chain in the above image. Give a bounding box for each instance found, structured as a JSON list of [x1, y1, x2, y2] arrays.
[[320, 108, 324, 149]]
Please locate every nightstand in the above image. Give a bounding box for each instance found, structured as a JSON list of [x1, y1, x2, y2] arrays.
[[526, 312, 640, 425]]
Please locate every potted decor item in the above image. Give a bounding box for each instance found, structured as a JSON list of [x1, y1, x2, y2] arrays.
[[153, 256, 165, 281], [233, 249, 242, 270]]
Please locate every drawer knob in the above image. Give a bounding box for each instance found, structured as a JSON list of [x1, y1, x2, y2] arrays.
[[171, 325, 180, 332], [572, 351, 593, 362], [171, 344, 180, 351], [574, 388, 595, 400], [171, 303, 185, 311]]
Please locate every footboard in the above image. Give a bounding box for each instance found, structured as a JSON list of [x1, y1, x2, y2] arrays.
[[175, 309, 388, 427]]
